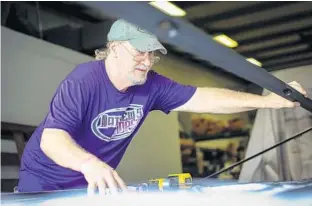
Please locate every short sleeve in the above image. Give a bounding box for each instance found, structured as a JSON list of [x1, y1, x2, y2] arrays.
[[43, 79, 89, 136], [151, 73, 197, 114]]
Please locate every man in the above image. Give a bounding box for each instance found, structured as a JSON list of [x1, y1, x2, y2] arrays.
[[17, 19, 307, 194]]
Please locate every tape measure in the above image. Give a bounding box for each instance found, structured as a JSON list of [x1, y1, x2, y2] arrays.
[[135, 173, 193, 192]]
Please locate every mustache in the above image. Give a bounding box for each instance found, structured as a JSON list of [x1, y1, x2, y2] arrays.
[[135, 64, 148, 70]]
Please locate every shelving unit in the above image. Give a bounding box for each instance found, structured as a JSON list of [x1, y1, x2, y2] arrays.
[[1, 122, 36, 192]]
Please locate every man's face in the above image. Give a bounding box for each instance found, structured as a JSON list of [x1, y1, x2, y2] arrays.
[[115, 41, 157, 86]]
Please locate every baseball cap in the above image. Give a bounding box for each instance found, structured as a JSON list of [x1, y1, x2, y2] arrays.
[[107, 19, 167, 55]]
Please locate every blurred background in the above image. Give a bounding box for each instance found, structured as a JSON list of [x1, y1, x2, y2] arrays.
[[1, 1, 312, 192]]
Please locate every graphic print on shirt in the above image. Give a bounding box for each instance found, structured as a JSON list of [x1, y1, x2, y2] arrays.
[[91, 104, 144, 142]]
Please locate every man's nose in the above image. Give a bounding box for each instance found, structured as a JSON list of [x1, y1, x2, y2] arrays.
[[142, 53, 152, 66]]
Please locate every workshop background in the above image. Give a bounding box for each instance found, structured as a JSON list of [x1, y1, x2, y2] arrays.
[[1, 1, 312, 192]]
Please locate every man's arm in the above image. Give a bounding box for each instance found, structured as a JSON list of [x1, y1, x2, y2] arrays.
[[40, 128, 127, 192], [40, 79, 94, 172], [173, 81, 307, 114], [40, 128, 96, 172], [173, 87, 265, 113], [40, 78, 127, 192]]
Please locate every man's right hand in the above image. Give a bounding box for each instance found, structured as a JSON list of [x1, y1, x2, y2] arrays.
[[80, 157, 127, 195]]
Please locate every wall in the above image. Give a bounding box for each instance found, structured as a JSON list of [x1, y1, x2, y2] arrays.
[[153, 55, 242, 89], [239, 64, 312, 182], [268, 65, 312, 93], [1, 28, 92, 126], [1, 27, 246, 183]]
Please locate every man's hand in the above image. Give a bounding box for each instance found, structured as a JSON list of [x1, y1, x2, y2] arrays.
[[264, 81, 308, 108], [80, 157, 128, 195]]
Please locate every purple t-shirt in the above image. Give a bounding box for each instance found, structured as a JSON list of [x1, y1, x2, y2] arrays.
[[17, 60, 196, 192]]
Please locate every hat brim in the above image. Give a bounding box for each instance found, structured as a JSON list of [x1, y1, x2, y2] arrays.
[[129, 38, 167, 55]]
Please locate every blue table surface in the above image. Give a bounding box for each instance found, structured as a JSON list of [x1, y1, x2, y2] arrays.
[[2, 178, 312, 206]]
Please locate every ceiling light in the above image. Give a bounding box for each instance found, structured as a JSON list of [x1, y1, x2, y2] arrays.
[[246, 58, 262, 67], [213, 34, 238, 48], [149, 1, 186, 17]]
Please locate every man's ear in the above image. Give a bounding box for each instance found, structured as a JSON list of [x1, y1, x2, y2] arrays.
[[109, 41, 119, 57]]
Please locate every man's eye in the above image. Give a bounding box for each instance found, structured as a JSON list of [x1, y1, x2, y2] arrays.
[[134, 49, 143, 55]]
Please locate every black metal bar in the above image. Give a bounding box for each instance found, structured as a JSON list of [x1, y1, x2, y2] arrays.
[[258, 49, 311, 62], [202, 127, 312, 180], [239, 42, 306, 57], [25, 1, 102, 23], [1, 153, 19, 166], [193, 2, 294, 27], [217, 10, 312, 35], [238, 26, 312, 45], [263, 52, 312, 67], [268, 59, 312, 72], [80, 2, 312, 113]]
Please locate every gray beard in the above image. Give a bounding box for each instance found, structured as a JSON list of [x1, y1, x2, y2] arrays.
[[127, 70, 148, 86]]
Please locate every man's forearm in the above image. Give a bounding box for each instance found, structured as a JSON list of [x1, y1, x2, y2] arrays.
[[40, 128, 97, 172], [177, 87, 269, 114], [203, 88, 267, 113]]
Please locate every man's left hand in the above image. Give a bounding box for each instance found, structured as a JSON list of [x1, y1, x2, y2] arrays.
[[264, 81, 308, 109]]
